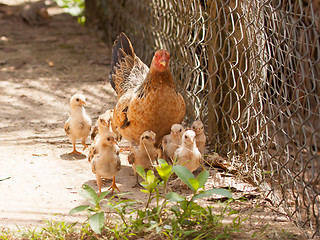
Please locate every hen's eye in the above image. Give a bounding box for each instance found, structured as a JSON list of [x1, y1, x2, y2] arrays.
[[76, 98, 79, 102], [145, 136, 149, 139]]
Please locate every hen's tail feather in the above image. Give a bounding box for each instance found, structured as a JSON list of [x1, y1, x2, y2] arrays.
[[109, 32, 135, 93]]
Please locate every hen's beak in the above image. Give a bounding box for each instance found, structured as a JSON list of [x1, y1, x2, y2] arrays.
[[159, 60, 167, 67]]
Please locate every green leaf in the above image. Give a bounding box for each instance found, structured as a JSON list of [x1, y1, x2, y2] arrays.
[[188, 178, 200, 192], [157, 158, 168, 165], [146, 170, 156, 184], [192, 188, 233, 201], [156, 164, 172, 179], [140, 189, 149, 194], [79, 184, 98, 205], [166, 192, 185, 202], [89, 212, 105, 234], [172, 165, 195, 191], [136, 165, 146, 180], [97, 190, 110, 202], [196, 170, 209, 189], [68, 205, 90, 215]]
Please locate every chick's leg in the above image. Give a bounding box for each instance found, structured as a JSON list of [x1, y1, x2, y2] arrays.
[[68, 140, 82, 155], [81, 137, 89, 151], [108, 176, 120, 193], [132, 174, 142, 188], [95, 174, 102, 196]]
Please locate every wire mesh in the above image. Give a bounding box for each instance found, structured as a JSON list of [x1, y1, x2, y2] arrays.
[[90, 0, 320, 237]]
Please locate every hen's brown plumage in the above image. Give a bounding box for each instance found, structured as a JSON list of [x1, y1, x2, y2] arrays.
[[109, 33, 186, 145]]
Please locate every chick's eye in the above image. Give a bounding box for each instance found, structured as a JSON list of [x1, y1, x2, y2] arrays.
[[179, 129, 182, 132], [145, 136, 149, 139], [76, 98, 79, 102], [107, 137, 110, 141], [185, 135, 188, 139]]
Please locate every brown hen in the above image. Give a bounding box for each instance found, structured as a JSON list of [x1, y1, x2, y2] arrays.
[[109, 32, 186, 145]]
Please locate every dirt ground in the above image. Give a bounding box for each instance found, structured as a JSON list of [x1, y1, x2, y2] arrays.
[[0, 1, 310, 239], [0, 0, 144, 229]]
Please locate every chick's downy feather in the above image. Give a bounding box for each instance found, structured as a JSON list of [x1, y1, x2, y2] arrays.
[[162, 124, 185, 161], [191, 120, 206, 157], [174, 130, 201, 173], [128, 130, 158, 187], [91, 132, 121, 194], [64, 93, 92, 154], [110, 33, 186, 145]]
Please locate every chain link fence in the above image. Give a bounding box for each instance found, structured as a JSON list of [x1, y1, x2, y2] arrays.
[[86, 0, 320, 237]]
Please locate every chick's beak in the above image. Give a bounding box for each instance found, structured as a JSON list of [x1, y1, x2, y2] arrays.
[[81, 100, 87, 106]]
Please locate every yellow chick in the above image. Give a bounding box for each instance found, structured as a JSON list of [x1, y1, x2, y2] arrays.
[[162, 124, 185, 162], [174, 130, 201, 173], [91, 132, 121, 195], [64, 93, 92, 155], [191, 120, 206, 157], [128, 130, 158, 187]]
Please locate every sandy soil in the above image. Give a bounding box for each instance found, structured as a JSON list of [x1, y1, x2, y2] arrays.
[[0, 1, 309, 239], [0, 0, 144, 229]]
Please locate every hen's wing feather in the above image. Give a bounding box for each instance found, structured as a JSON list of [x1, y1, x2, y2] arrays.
[[109, 32, 148, 97]]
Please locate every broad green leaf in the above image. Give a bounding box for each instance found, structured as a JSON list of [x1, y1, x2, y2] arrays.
[[188, 178, 200, 192], [147, 182, 158, 192], [146, 170, 155, 184], [157, 164, 172, 179], [172, 165, 195, 191], [157, 158, 168, 165], [89, 212, 105, 234], [136, 165, 146, 179], [166, 192, 185, 202], [192, 188, 233, 201], [97, 190, 110, 202], [68, 205, 90, 215], [196, 170, 209, 189], [79, 184, 98, 205]]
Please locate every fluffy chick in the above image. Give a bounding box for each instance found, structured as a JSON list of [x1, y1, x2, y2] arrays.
[[128, 130, 158, 187], [91, 132, 121, 195], [162, 124, 185, 162], [88, 110, 114, 162], [90, 110, 113, 141], [174, 130, 201, 173], [191, 120, 206, 157], [64, 93, 92, 155]]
